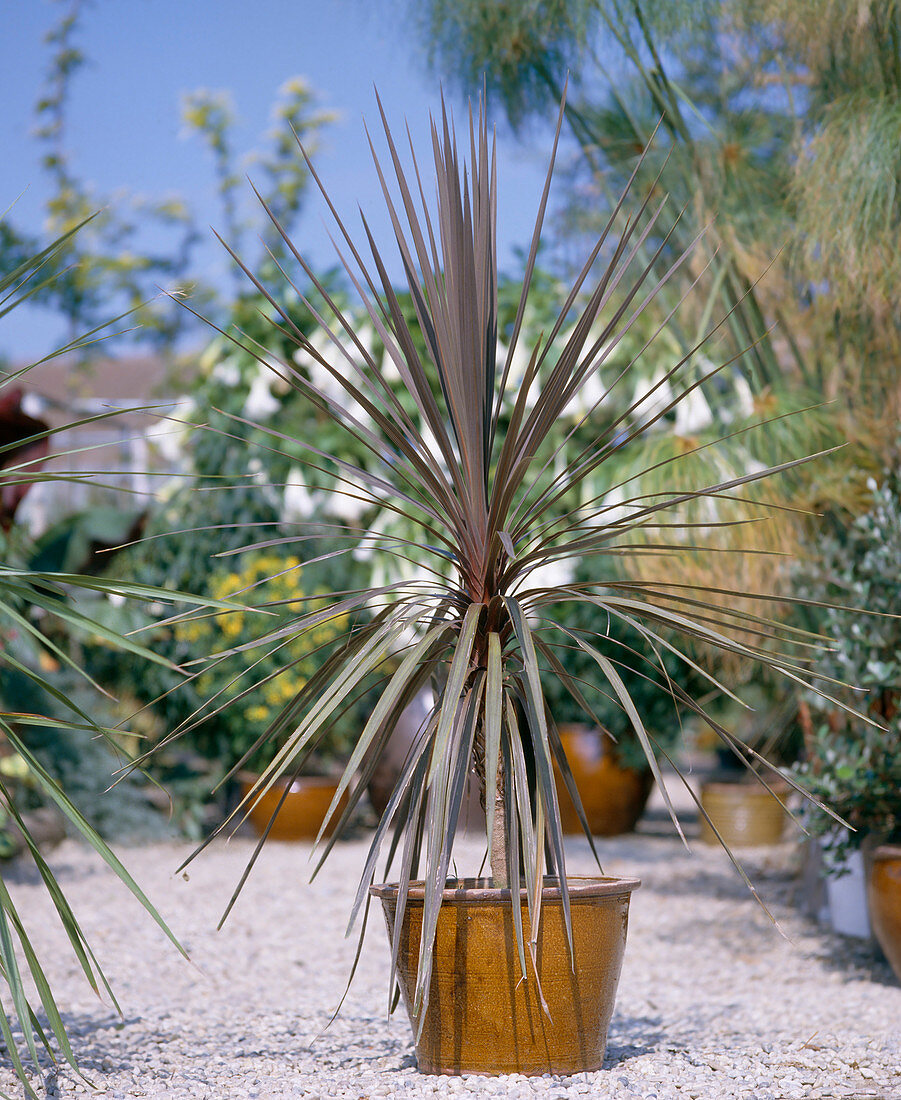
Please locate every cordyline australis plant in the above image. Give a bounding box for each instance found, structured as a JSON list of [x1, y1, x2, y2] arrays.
[[179, 93, 863, 1020]]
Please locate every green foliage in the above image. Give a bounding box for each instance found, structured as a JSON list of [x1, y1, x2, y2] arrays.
[[792, 464, 901, 852], [86, 286, 373, 778], [0, 224, 220, 1095], [0, 528, 194, 1094], [0, 661, 175, 843], [418, 0, 592, 127], [798, 724, 901, 866], [792, 91, 901, 303], [415, 0, 901, 427], [802, 470, 901, 712], [181, 77, 338, 283], [538, 562, 703, 770], [182, 89, 243, 254], [172, 551, 355, 774], [32, 0, 197, 346], [10, 1, 336, 356]]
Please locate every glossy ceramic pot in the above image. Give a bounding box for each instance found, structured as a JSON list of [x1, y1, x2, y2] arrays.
[[699, 781, 789, 847], [553, 725, 653, 836], [239, 775, 348, 841], [868, 845, 901, 982], [370, 875, 641, 1075], [365, 692, 481, 828]]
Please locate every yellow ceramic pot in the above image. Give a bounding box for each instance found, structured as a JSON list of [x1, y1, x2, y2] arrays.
[[699, 781, 789, 847], [371, 875, 640, 1076], [553, 724, 653, 836]]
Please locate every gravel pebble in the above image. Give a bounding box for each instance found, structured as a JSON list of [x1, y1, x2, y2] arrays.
[[2, 792, 900, 1099]]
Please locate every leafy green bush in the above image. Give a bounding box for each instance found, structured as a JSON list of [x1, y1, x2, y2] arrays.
[[538, 561, 703, 770], [792, 464, 901, 858], [172, 551, 355, 774]]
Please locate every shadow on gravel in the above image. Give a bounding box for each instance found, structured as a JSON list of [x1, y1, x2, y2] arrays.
[[10, 1012, 148, 1079], [659, 911, 787, 952], [649, 863, 796, 904], [604, 1012, 670, 1064], [2, 851, 111, 888], [305, 1010, 669, 1075], [564, 833, 693, 867], [568, 836, 798, 907], [295, 1008, 413, 1071], [638, 805, 700, 838], [806, 931, 900, 989]]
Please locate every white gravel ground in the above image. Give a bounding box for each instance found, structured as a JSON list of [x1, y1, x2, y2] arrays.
[[2, 794, 900, 1100]]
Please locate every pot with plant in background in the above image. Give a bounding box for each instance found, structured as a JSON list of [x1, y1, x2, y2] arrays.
[[543, 573, 706, 837], [169, 93, 883, 1075], [698, 778, 790, 847], [172, 550, 357, 840], [791, 469, 901, 950], [795, 714, 901, 947], [698, 686, 802, 847], [553, 724, 653, 836]]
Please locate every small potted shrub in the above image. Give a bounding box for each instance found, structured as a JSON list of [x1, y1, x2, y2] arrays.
[[793, 468, 901, 967], [177, 95, 875, 1075], [696, 686, 796, 847], [172, 548, 357, 839], [539, 561, 702, 835]]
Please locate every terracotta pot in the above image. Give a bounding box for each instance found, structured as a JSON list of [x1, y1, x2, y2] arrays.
[[239, 775, 348, 841], [370, 875, 641, 1076], [699, 781, 788, 847], [553, 725, 653, 836], [868, 845, 901, 982]]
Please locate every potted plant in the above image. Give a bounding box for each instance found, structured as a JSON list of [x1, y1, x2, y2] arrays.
[[792, 467, 901, 964], [167, 547, 358, 839], [178, 95, 874, 1075], [540, 560, 705, 836]]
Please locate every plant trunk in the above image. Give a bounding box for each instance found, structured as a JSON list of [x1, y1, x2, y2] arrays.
[[474, 708, 508, 887], [490, 776, 508, 887]]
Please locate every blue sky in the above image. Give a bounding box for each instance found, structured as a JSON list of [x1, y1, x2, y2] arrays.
[[2, 0, 559, 360]]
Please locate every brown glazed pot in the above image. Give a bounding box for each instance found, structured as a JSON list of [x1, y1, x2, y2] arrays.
[[239, 775, 348, 841], [699, 781, 789, 847], [553, 725, 654, 836], [868, 845, 901, 982], [370, 875, 641, 1076]]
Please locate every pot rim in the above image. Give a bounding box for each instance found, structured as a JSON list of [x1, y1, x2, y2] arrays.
[[701, 780, 789, 797], [237, 772, 341, 791], [369, 874, 641, 903], [872, 843, 901, 861]]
